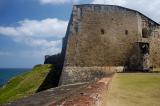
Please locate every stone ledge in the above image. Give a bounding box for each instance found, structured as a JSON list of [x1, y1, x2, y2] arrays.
[[6, 76, 112, 106], [55, 77, 112, 106], [6, 83, 89, 106]]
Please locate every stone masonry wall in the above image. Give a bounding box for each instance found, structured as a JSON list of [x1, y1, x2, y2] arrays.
[[59, 66, 115, 85], [150, 37, 160, 67], [59, 5, 160, 85], [59, 5, 141, 85], [138, 14, 160, 68], [65, 5, 140, 67]]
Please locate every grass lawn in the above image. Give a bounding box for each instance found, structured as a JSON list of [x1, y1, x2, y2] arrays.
[[107, 73, 160, 106], [0, 64, 53, 105]]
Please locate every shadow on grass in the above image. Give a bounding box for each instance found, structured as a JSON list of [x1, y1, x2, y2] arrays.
[[36, 54, 64, 92]]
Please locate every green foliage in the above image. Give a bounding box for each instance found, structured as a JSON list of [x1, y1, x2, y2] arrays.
[[108, 73, 160, 106], [0, 64, 53, 105]]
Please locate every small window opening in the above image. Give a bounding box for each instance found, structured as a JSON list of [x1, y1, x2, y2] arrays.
[[142, 28, 149, 38], [125, 30, 128, 35], [101, 29, 105, 34]]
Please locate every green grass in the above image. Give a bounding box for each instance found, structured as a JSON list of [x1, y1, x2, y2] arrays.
[[107, 73, 160, 106], [0, 64, 53, 105]]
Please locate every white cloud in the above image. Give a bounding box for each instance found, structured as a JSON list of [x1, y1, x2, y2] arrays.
[[91, 0, 160, 22], [0, 18, 68, 56], [40, 0, 80, 4], [0, 18, 68, 38], [123, 0, 160, 22], [92, 0, 126, 5], [17, 38, 62, 55]]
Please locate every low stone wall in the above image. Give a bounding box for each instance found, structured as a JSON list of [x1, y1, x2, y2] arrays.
[[55, 77, 112, 106], [6, 83, 89, 106], [6, 76, 112, 106], [59, 66, 120, 85]]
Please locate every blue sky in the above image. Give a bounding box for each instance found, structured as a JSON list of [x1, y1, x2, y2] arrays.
[[0, 0, 160, 68]]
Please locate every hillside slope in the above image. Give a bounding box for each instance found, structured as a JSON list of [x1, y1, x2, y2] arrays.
[[0, 64, 53, 105]]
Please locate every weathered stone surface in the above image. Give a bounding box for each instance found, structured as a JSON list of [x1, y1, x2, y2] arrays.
[[5, 76, 113, 106], [6, 83, 89, 106], [60, 4, 160, 85], [59, 66, 115, 85], [57, 77, 112, 106]]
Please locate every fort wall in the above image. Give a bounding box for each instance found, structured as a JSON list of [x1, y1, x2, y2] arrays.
[[7, 5, 160, 105], [64, 5, 140, 67], [58, 5, 160, 85], [60, 5, 143, 85]]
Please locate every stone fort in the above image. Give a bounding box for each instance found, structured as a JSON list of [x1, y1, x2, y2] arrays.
[[45, 4, 160, 85], [7, 4, 160, 106]]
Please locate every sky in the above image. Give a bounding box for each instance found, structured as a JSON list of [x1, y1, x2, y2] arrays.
[[0, 0, 160, 68]]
